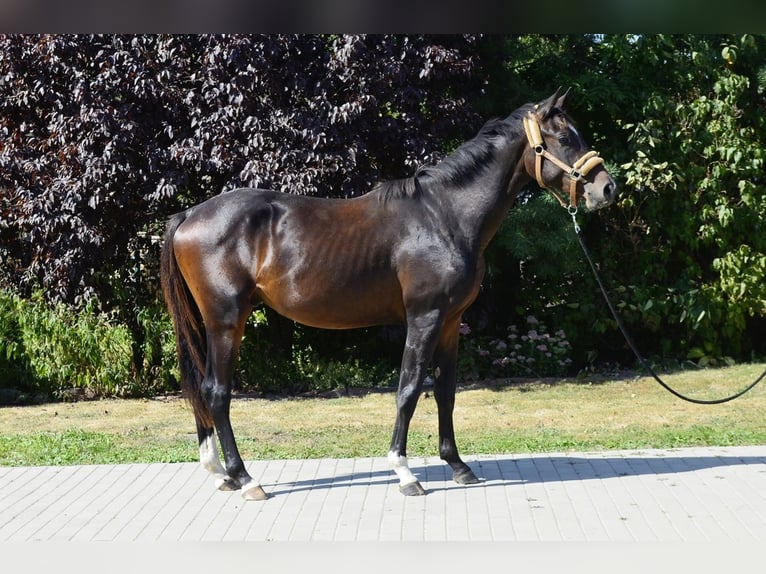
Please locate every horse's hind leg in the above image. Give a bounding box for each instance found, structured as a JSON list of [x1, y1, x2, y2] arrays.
[[195, 417, 239, 490], [433, 318, 479, 485], [201, 309, 269, 501]]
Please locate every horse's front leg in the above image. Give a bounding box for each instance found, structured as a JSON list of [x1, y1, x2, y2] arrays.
[[433, 318, 480, 485], [203, 326, 268, 501], [389, 309, 444, 496]]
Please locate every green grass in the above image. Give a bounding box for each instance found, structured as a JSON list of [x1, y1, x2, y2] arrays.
[[2, 363, 765, 466], [0, 430, 197, 466], [3, 424, 763, 468]]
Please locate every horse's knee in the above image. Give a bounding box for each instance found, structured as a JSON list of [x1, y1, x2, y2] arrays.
[[200, 378, 232, 415], [199, 376, 215, 404], [396, 385, 420, 413]]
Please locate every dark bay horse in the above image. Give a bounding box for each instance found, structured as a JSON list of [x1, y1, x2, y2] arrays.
[[160, 88, 616, 500]]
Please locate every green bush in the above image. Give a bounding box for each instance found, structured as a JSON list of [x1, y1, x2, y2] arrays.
[[0, 290, 34, 394], [1, 289, 399, 402], [130, 301, 180, 395], [236, 310, 399, 396], [0, 290, 177, 401]]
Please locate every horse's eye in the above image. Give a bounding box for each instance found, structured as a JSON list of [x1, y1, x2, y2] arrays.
[[558, 136, 571, 146]]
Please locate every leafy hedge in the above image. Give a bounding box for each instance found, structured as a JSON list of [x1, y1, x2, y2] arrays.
[[0, 290, 176, 401], [2, 34, 766, 401], [0, 289, 400, 403]]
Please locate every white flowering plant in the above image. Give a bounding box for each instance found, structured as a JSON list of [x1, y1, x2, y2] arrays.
[[457, 315, 573, 380]]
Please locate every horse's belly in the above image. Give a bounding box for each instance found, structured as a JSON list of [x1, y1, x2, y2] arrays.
[[268, 296, 404, 330], [257, 275, 405, 329]]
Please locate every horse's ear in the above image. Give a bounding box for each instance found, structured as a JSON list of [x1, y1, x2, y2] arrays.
[[535, 87, 563, 119], [555, 87, 572, 110]]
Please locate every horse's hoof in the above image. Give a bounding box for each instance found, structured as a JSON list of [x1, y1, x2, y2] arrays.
[[399, 481, 426, 496], [217, 476, 242, 491], [453, 468, 480, 485], [242, 484, 270, 501]]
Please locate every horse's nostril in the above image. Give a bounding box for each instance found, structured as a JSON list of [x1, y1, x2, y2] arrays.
[[604, 182, 615, 199]]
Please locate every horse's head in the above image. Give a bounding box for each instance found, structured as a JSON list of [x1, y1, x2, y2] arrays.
[[522, 88, 616, 211]]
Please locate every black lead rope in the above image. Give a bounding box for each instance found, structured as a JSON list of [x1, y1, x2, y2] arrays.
[[569, 211, 766, 405]]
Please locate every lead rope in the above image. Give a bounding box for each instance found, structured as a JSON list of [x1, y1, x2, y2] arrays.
[[569, 209, 766, 405]]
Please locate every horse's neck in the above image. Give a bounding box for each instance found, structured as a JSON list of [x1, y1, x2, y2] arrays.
[[437, 145, 527, 253]]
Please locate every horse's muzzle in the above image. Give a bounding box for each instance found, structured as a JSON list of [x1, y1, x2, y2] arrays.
[[585, 175, 617, 210]]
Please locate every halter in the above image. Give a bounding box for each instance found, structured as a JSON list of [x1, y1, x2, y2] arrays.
[[522, 110, 604, 212]]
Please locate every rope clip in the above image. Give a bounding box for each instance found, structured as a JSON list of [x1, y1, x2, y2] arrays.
[[568, 205, 580, 233]]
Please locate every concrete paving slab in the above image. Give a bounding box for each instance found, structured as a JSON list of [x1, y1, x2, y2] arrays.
[[2, 445, 765, 542]]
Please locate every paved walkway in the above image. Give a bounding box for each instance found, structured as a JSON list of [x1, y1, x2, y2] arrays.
[[2, 445, 766, 542]]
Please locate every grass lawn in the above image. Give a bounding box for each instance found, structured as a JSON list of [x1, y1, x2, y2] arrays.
[[1, 363, 765, 466]]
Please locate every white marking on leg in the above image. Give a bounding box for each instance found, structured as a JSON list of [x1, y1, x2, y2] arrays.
[[388, 451, 418, 487], [199, 435, 229, 489], [239, 477, 268, 500], [238, 475, 261, 491]]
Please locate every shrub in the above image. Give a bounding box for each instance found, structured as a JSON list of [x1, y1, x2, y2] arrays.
[[0, 290, 34, 394], [236, 310, 399, 395], [458, 316, 574, 381], [0, 289, 177, 401]]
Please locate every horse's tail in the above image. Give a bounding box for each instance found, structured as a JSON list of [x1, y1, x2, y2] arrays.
[[160, 211, 212, 427]]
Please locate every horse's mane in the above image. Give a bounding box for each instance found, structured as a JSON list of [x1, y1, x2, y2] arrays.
[[372, 105, 532, 203], [372, 176, 421, 203]]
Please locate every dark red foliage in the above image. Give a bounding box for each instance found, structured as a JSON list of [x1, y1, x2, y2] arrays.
[[0, 34, 484, 304]]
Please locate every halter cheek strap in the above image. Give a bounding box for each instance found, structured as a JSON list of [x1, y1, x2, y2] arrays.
[[523, 111, 604, 211]]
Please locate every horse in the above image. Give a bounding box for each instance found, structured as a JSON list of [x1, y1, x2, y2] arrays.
[[160, 88, 617, 500]]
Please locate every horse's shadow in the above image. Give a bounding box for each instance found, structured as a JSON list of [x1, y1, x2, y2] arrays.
[[257, 453, 766, 498]]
